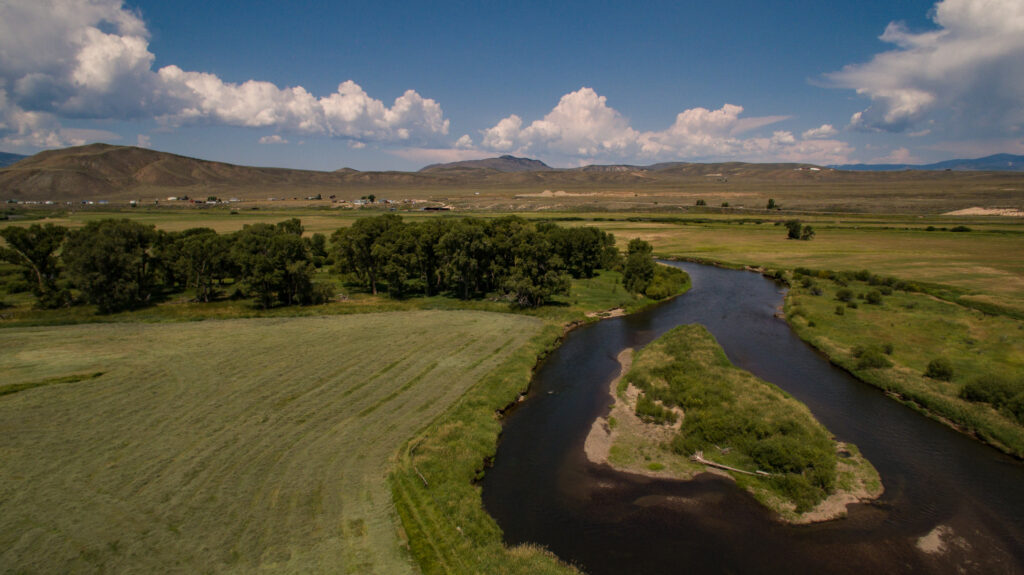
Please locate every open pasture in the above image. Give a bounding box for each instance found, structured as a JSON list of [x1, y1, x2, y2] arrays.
[[580, 217, 1024, 314], [0, 310, 543, 574]]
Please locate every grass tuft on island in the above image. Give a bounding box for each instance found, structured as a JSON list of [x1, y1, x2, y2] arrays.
[[588, 324, 882, 523]]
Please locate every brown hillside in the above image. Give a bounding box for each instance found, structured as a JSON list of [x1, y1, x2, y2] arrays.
[[2, 144, 1023, 213], [0, 144, 444, 201]]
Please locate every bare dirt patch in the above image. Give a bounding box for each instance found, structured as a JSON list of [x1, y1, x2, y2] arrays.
[[584, 307, 626, 319], [943, 206, 1024, 216]]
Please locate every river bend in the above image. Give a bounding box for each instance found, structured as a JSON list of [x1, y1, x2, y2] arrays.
[[481, 261, 1024, 574]]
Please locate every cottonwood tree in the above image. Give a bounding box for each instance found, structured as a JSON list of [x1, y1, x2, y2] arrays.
[[63, 219, 159, 313], [0, 223, 70, 308], [174, 229, 233, 302], [232, 221, 318, 308], [623, 238, 655, 294], [543, 224, 616, 279], [331, 214, 402, 294], [439, 218, 492, 299], [500, 226, 569, 307]]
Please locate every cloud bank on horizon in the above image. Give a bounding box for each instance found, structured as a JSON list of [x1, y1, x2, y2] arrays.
[[1, 0, 1022, 167]]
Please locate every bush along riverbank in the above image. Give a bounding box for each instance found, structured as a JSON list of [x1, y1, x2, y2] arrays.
[[783, 267, 1024, 459], [586, 324, 883, 523]]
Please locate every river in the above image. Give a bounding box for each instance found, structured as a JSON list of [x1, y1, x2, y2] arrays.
[[480, 261, 1024, 574]]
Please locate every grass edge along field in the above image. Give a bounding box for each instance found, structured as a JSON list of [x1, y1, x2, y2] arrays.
[[586, 324, 882, 523], [0, 311, 545, 574], [388, 269, 692, 574], [784, 269, 1024, 458], [390, 323, 578, 575]]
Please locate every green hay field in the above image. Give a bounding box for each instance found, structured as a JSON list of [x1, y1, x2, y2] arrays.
[[0, 310, 544, 574]]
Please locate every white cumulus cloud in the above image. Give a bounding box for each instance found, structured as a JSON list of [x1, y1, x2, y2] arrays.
[[258, 134, 288, 145], [827, 0, 1024, 135], [802, 124, 839, 139], [0, 0, 450, 148], [480, 88, 853, 164], [482, 88, 640, 157]]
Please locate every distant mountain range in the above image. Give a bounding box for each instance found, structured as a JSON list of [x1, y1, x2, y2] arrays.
[[2, 144, 1022, 202], [831, 154, 1024, 172], [0, 152, 27, 168]]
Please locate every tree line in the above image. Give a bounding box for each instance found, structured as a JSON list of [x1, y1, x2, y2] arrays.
[[1, 215, 675, 313], [1, 218, 330, 313]]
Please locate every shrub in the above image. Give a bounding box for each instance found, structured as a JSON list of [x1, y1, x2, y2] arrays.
[[636, 394, 678, 425], [924, 358, 955, 381], [1005, 394, 1024, 424], [950, 225, 972, 232], [644, 265, 689, 300], [857, 349, 892, 369], [960, 373, 1022, 405], [785, 220, 803, 239], [961, 375, 1024, 424], [834, 305, 845, 316], [695, 199, 706, 206], [835, 288, 853, 302], [865, 290, 883, 305]]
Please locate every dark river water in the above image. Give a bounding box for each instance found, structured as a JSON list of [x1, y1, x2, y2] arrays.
[[480, 261, 1024, 574]]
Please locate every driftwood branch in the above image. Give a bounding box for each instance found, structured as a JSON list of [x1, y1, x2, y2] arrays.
[[691, 451, 773, 477]]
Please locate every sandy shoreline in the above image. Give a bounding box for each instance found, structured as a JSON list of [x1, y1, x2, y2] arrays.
[[583, 347, 883, 524]]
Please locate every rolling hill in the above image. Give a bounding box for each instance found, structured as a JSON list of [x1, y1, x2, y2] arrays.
[[0, 143, 448, 202]]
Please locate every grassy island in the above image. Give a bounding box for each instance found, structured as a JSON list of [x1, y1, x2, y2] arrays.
[[586, 324, 882, 523]]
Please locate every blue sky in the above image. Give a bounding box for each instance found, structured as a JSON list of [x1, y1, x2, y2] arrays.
[[2, 0, 1022, 170]]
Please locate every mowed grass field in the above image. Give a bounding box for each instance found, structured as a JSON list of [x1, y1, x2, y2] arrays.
[[0, 310, 544, 574]]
